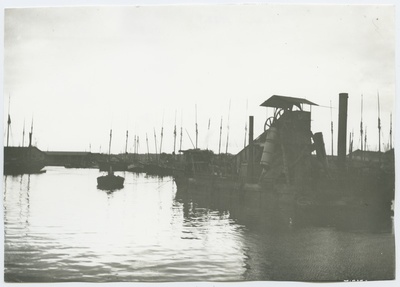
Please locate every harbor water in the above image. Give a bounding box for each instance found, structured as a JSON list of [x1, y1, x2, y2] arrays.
[[3, 167, 395, 282]]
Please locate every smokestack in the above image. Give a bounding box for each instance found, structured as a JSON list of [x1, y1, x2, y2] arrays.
[[337, 93, 348, 167]]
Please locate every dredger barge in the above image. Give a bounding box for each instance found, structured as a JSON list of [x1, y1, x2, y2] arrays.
[[174, 94, 394, 226]]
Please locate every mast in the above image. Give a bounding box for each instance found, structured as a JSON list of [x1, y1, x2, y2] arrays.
[[125, 130, 129, 154], [360, 94, 364, 153], [225, 99, 231, 154], [173, 110, 177, 155], [244, 99, 248, 148], [22, 119, 25, 147], [134, 135, 137, 155], [154, 128, 158, 161], [330, 100, 333, 156], [378, 91, 381, 153], [108, 129, 112, 156], [28, 118, 33, 147], [390, 112, 392, 150], [159, 114, 164, 155], [179, 111, 183, 152], [218, 116, 223, 154], [364, 126, 367, 152], [207, 118, 211, 149], [195, 104, 198, 149], [6, 95, 11, 147], [136, 136, 139, 154], [146, 133, 150, 161]]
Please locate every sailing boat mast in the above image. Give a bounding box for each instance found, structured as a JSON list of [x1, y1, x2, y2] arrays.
[[364, 126, 367, 152], [154, 128, 158, 161], [125, 130, 129, 154], [108, 129, 112, 156], [218, 116, 223, 154], [330, 100, 333, 156], [390, 113, 392, 150], [134, 135, 137, 155], [28, 118, 33, 147], [360, 94, 364, 153], [22, 119, 25, 147], [244, 99, 248, 149], [195, 104, 198, 149], [146, 133, 150, 161], [225, 99, 231, 154], [159, 114, 164, 155], [173, 110, 177, 155], [378, 91, 381, 153], [6, 95, 11, 147], [179, 111, 183, 152]]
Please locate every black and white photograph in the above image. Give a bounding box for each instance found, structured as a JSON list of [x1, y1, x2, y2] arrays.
[[1, 0, 397, 284]]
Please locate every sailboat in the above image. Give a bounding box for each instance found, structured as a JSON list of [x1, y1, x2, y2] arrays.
[[3, 101, 46, 175], [97, 129, 124, 190]]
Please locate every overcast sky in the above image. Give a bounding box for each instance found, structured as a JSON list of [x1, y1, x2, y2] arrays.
[[2, 2, 396, 155]]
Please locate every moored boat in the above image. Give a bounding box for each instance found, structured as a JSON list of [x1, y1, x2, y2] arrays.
[[97, 129, 125, 190]]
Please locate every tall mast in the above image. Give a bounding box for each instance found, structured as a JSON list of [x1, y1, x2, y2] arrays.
[[330, 100, 333, 156], [28, 117, 33, 147], [159, 114, 164, 155], [244, 99, 248, 148], [225, 99, 231, 154], [134, 135, 136, 155], [195, 104, 198, 149], [173, 110, 177, 155], [6, 95, 11, 147], [360, 94, 364, 152], [125, 130, 129, 154], [218, 116, 223, 154], [108, 129, 112, 156], [154, 128, 158, 160], [378, 91, 381, 153], [22, 119, 25, 147], [390, 112, 392, 150], [364, 126, 367, 152], [179, 111, 183, 152], [207, 118, 211, 149], [136, 136, 139, 154], [146, 133, 150, 160]]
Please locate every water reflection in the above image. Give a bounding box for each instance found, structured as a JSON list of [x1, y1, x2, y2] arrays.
[[3, 167, 395, 282], [4, 167, 247, 282]]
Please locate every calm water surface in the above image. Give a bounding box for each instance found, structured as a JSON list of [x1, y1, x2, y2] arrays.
[[3, 167, 395, 282]]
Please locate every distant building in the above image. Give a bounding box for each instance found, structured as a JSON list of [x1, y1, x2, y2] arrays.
[[45, 151, 94, 167]]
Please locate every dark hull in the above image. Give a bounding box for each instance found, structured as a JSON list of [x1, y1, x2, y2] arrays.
[[98, 162, 128, 172], [174, 169, 394, 229], [4, 162, 46, 175], [97, 174, 125, 190]]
